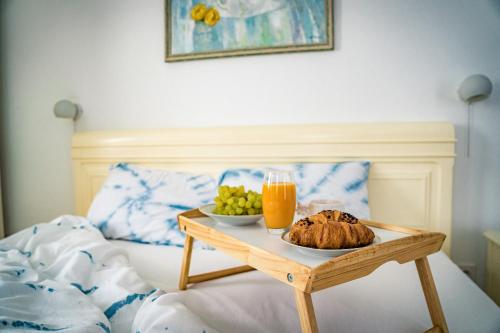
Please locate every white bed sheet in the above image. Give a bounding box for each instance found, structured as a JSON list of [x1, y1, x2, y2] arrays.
[[111, 240, 500, 333]]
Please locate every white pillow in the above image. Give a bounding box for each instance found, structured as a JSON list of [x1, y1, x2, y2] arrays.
[[87, 163, 217, 247], [218, 162, 371, 219]]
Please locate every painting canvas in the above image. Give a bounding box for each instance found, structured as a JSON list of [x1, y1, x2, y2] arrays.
[[165, 0, 333, 62]]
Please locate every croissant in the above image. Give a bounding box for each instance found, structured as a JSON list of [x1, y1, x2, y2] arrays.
[[289, 210, 375, 249]]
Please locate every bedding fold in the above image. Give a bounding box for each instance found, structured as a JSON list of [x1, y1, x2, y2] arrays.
[[0, 215, 218, 333]]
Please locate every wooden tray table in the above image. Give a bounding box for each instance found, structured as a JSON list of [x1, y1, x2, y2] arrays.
[[177, 209, 448, 333]]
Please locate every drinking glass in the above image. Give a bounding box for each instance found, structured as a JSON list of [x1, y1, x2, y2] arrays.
[[308, 199, 345, 215], [262, 170, 296, 234]]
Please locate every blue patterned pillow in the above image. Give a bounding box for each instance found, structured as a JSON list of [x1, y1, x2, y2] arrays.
[[218, 162, 371, 219], [87, 163, 217, 247]]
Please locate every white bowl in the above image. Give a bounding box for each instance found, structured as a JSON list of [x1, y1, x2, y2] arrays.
[[199, 204, 263, 226]]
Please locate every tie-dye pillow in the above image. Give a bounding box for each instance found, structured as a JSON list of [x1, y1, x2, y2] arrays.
[[87, 163, 217, 247], [218, 162, 371, 219]]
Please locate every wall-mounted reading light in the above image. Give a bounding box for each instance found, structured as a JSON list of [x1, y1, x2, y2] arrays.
[[53, 100, 82, 120], [458, 74, 493, 103], [457, 74, 493, 157]]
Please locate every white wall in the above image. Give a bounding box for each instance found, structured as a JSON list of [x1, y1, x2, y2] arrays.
[[1, 0, 499, 287]]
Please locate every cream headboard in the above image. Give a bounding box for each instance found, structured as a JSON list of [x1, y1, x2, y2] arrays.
[[72, 122, 456, 254]]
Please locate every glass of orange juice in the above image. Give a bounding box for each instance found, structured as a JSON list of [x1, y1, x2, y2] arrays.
[[262, 170, 296, 234]]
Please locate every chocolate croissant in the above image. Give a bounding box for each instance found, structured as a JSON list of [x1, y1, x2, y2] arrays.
[[289, 210, 375, 249]]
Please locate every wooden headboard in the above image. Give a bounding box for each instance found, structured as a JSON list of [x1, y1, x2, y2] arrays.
[[72, 122, 456, 254]]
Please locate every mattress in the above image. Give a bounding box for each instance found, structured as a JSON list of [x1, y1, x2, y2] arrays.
[[111, 240, 500, 333]]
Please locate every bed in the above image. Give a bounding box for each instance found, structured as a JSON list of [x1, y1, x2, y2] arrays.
[[70, 122, 499, 332]]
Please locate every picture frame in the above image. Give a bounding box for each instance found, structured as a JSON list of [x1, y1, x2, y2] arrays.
[[165, 0, 334, 62]]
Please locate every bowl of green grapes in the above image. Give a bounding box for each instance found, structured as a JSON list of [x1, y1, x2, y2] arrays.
[[199, 185, 263, 226]]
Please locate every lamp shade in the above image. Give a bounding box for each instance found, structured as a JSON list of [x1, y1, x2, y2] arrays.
[[53, 100, 81, 120], [458, 74, 493, 103]]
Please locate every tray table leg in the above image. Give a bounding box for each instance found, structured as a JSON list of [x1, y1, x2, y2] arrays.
[[188, 265, 255, 284], [415, 257, 449, 333], [294, 288, 319, 333], [179, 235, 194, 290]]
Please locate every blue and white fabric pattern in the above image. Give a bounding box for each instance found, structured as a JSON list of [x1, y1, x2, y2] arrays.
[[218, 162, 371, 219], [87, 163, 217, 247], [0, 215, 218, 332]]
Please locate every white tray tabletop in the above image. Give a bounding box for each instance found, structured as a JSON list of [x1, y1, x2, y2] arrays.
[[192, 216, 409, 268]]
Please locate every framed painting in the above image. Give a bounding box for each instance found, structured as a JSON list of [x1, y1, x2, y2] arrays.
[[165, 0, 334, 62]]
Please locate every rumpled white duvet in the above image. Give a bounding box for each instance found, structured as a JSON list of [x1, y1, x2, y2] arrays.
[[0, 215, 218, 333]]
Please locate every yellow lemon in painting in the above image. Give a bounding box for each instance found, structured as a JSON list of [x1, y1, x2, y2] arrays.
[[191, 3, 207, 21], [204, 8, 220, 27]]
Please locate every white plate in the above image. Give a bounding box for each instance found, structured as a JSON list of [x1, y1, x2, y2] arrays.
[[199, 204, 263, 226], [281, 231, 381, 258]]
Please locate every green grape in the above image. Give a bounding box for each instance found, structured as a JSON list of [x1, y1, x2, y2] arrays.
[[214, 185, 264, 216], [236, 185, 245, 197], [238, 197, 246, 207]]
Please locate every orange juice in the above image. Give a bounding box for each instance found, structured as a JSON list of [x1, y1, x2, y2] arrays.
[[262, 182, 296, 230]]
